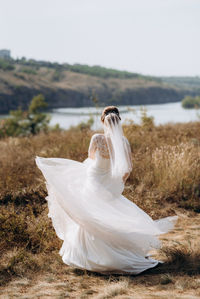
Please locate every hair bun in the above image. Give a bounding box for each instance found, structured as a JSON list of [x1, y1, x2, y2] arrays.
[[101, 106, 121, 123]]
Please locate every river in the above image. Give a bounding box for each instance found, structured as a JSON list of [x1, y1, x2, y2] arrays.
[[48, 102, 200, 130], [0, 102, 199, 130]]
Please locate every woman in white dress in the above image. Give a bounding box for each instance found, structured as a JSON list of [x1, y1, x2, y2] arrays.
[[36, 106, 177, 274]]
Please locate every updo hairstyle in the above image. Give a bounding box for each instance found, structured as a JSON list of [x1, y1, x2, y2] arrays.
[[101, 106, 121, 124]]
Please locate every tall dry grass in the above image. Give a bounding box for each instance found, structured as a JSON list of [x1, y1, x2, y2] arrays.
[[1, 121, 200, 285], [123, 121, 200, 216]]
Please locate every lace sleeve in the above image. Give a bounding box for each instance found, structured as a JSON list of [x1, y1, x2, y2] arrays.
[[88, 134, 110, 159]]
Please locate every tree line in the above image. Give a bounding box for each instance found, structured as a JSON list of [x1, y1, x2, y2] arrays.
[[0, 56, 160, 81]]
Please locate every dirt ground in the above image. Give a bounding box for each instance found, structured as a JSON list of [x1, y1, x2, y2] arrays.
[[1, 212, 200, 299]]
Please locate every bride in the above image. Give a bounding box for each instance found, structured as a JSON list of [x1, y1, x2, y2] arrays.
[[36, 106, 177, 274]]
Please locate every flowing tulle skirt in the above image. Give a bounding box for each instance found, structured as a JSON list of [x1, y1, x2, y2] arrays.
[[35, 156, 177, 274]]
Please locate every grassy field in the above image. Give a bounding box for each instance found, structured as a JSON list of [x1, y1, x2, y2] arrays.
[[1, 120, 200, 298]]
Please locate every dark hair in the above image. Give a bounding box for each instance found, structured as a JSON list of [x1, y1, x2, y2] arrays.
[[101, 106, 121, 123]]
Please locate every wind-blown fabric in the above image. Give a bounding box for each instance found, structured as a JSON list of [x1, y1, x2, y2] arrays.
[[35, 134, 177, 274]]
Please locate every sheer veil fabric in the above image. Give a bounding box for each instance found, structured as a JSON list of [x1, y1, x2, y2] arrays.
[[35, 113, 177, 274]]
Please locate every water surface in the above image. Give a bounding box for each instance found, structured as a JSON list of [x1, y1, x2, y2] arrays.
[[1, 102, 199, 130], [49, 102, 199, 130]]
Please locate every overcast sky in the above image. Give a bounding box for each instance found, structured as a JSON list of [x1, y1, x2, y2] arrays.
[[0, 0, 199, 76]]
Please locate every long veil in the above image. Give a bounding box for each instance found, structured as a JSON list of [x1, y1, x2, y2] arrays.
[[104, 113, 132, 180]]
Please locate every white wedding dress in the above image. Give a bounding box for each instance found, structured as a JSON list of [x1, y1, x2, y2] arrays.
[[36, 133, 177, 274]]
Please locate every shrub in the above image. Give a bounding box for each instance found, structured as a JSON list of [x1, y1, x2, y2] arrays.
[[140, 107, 154, 129], [0, 59, 15, 71], [182, 95, 200, 109], [20, 67, 37, 75], [52, 70, 63, 81], [0, 94, 50, 137], [70, 117, 94, 131]]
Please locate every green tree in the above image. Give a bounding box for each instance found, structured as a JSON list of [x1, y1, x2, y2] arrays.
[[28, 94, 47, 114], [0, 94, 50, 138], [28, 94, 49, 134]]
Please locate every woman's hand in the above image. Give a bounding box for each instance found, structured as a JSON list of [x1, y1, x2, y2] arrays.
[[123, 172, 130, 183]]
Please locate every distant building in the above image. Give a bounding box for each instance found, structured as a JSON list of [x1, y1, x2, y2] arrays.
[[0, 49, 11, 59]]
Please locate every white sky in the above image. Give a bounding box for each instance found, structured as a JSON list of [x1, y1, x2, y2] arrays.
[[0, 0, 199, 76]]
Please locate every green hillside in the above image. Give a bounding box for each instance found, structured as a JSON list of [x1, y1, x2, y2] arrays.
[[0, 58, 199, 113], [161, 76, 200, 90]]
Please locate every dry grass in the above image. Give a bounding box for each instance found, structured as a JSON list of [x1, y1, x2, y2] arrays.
[[1, 121, 200, 297], [123, 121, 200, 216], [1, 227, 200, 298], [95, 280, 129, 299]]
